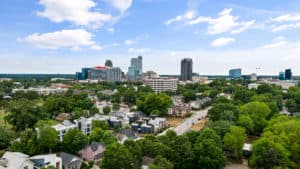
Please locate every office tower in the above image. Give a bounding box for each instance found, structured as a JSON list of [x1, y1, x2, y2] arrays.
[[145, 78, 178, 93], [250, 73, 257, 81], [89, 66, 122, 82], [285, 69, 292, 80], [279, 72, 285, 80], [128, 56, 143, 81], [81, 67, 91, 80], [180, 58, 193, 81], [229, 68, 242, 79], [105, 60, 113, 67]]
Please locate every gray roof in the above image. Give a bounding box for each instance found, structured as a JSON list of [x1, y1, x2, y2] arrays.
[[0, 152, 33, 169], [59, 152, 81, 167]]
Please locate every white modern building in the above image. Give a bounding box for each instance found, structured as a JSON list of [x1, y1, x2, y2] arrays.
[[51, 120, 77, 142], [145, 78, 178, 93], [12, 87, 68, 95], [74, 115, 109, 135]]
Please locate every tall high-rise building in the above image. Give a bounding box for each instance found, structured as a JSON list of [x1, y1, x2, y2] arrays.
[[105, 60, 113, 67], [285, 69, 292, 80], [180, 58, 193, 81], [229, 68, 242, 79], [128, 56, 143, 81], [279, 72, 285, 80]]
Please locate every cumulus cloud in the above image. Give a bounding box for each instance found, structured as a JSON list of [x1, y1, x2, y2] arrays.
[[165, 10, 197, 25], [21, 29, 102, 50], [211, 37, 235, 47], [187, 8, 255, 35], [105, 0, 133, 13], [37, 0, 113, 28]]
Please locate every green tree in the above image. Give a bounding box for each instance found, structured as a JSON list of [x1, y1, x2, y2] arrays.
[[206, 120, 233, 138], [223, 126, 247, 159], [92, 120, 109, 130], [62, 129, 88, 154], [240, 101, 271, 135], [6, 99, 46, 131], [237, 114, 254, 135], [250, 138, 291, 169], [112, 103, 120, 111], [193, 139, 226, 169], [103, 106, 111, 115], [89, 128, 117, 145], [9, 129, 39, 155], [149, 155, 174, 169], [137, 93, 172, 116], [38, 127, 59, 153], [0, 125, 14, 149], [124, 140, 142, 169], [100, 143, 135, 169], [208, 103, 239, 122]]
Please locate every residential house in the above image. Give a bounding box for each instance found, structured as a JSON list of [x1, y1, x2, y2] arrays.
[[30, 154, 62, 169], [117, 128, 139, 144], [0, 152, 34, 169], [59, 153, 82, 169], [79, 142, 106, 161], [190, 97, 212, 109], [168, 104, 191, 117]]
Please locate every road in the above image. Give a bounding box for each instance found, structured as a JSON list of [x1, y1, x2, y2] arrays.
[[159, 107, 210, 136]]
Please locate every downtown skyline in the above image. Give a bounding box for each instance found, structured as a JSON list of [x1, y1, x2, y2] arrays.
[[0, 0, 300, 75]]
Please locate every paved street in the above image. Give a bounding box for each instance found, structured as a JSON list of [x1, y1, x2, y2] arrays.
[[159, 107, 210, 136]]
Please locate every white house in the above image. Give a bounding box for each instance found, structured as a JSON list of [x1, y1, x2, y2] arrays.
[[0, 152, 34, 169]]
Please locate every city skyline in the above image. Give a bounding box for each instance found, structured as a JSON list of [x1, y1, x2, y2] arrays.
[[1, 0, 300, 75]]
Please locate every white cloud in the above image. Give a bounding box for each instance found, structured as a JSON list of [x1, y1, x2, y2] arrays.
[[261, 41, 288, 49], [211, 37, 235, 47], [105, 0, 132, 13], [271, 14, 300, 22], [124, 39, 135, 45], [128, 48, 150, 53], [187, 8, 255, 35], [37, 0, 112, 28], [107, 27, 115, 33], [21, 29, 99, 50], [90, 45, 103, 50], [231, 20, 255, 34], [165, 10, 197, 25], [271, 22, 300, 32]]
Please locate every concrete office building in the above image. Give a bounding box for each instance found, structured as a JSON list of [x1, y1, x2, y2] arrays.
[[128, 56, 143, 81], [180, 58, 193, 81], [145, 77, 178, 93]]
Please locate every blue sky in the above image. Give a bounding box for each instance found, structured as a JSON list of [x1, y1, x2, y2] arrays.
[[1, 0, 300, 75]]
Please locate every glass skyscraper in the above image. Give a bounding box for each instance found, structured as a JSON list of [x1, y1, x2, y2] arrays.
[[128, 56, 143, 81], [180, 58, 193, 81], [229, 68, 242, 79]]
